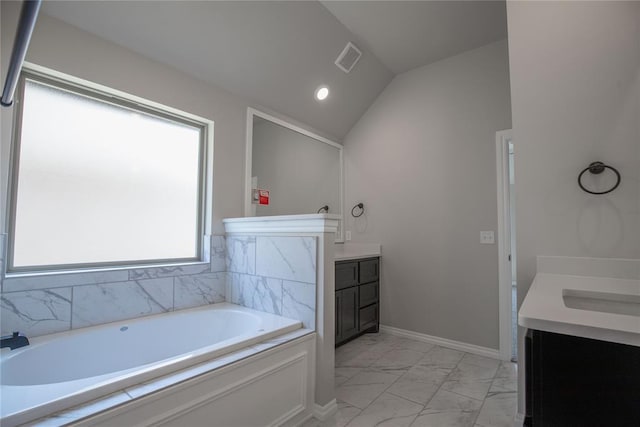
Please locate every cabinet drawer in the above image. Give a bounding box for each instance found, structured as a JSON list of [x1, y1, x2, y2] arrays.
[[359, 282, 378, 308], [336, 262, 358, 290], [359, 259, 379, 284], [359, 303, 378, 330]]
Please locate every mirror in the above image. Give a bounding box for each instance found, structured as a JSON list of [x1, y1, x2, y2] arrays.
[[245, 109, 343, 241]]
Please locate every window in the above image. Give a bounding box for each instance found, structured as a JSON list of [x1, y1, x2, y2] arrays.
[[8, 69, 211, 272]]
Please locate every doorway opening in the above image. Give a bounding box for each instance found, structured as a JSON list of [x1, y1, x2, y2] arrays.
[[496, 130, 517, 362]]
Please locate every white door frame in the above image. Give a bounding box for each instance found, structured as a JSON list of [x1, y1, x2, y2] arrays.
[[496, 129, 514, 361]]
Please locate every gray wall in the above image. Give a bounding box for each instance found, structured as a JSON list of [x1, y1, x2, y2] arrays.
[[508, 0, 640, 298], [344, 40, 512, 349], [506, 0, 640, 414], [1, 4, 247, 235], [0, 5, 321, 339], [252, 118, 341, 217]]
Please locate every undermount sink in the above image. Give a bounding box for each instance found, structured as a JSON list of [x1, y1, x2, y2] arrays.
[[563, 289, 640, 317]]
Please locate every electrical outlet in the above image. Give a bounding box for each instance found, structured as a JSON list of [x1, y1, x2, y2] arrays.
[[346, 231, 352, 241], [480, 231, 495, 244]]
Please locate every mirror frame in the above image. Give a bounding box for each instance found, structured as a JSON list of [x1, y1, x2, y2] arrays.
[[244, 107, 344, 242]]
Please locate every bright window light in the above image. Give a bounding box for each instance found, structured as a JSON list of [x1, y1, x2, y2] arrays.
[[9, 74, 208, 271]]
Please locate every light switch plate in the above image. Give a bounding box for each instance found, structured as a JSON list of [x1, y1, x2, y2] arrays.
[[480, 231, 495, 244]]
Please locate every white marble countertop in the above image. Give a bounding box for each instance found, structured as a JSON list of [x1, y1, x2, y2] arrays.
[[519, 273, 640, 347], [334, 243, 381, 261]]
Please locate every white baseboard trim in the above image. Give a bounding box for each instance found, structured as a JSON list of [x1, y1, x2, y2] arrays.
[[379, 325, 501, 360], [313, 399, 337, 421], [514, 412, 525, 426]]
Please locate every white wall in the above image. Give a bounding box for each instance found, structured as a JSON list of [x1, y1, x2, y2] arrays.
[[344, 40, 512, 350], [507, 0, 640, 415], [252, 118, 341, 217]]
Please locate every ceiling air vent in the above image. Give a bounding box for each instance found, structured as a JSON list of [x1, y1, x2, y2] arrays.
[[335, 42, 362, 74]]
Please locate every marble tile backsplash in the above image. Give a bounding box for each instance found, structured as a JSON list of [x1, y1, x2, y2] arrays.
[[227, 236, 317, 330], [0, 235, 227, 337], [0, 233, 317, 338], [1, 288, 72, 337], [256, 236, 316, 283]]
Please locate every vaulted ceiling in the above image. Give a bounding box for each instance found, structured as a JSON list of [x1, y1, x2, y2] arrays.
[[40, 1, 507, 139], [321, 1, 508, 74]]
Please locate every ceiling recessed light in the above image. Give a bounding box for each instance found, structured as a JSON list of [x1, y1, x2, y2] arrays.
[[315, 86, 329, 101]]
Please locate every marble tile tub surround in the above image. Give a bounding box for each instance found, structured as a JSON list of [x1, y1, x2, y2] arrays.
[[0, 235, 227, 337], [537, 255, 640, 280], [226, 235, 317, 329]]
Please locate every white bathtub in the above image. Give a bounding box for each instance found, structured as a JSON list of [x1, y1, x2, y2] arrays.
[[0, 303, 302, 426]]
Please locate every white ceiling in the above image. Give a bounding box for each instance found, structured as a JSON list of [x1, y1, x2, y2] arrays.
[[39, 1, 507, 139], [321, 1, 508, 74]]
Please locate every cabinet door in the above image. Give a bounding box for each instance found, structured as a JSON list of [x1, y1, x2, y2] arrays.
[[359, 259, 379, 284], [339, 287, 359, 342], [359, 303, 378, 331], [359, 282, 378, 308], [336, 262, 358, 290]]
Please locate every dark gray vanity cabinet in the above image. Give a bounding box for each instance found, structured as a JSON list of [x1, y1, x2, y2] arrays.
[[335, 257, 379, 347], [525, 329, 640, 426]]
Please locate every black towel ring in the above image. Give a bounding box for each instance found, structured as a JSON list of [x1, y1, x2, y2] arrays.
[[578, 161, 621, 195]]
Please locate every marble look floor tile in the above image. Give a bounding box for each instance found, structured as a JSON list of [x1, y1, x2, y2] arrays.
[[372, 349, 425, 374], [392, 338, 435, 353], [452, 360, 500, 380], [489, 377, 517, 393], [474, 392, 517, 427], [337, 369, 401, 409], [336, 346, 384, 368], [335, 367, 363, 386], [495, 361, 517, 379], [459, 354, 501, 370], [439, 377, 493, 402], [335, 400, 363, 427], [346, 393, 423, 427], [334, 334, 517, 427], [410, 390, 482, 427], [301, 417, 324, 427], [416, 346, 465, 370], [387, 365, 451, 405], [344, 335, 397, 355]]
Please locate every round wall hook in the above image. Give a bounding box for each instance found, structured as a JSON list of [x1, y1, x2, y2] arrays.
[[587, 161, 606, 175]]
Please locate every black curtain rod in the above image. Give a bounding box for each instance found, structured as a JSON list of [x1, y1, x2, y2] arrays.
[[1, 0, 42, 107]]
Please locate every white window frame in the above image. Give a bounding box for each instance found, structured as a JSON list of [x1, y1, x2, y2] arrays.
[[5, 63, 214, 275]]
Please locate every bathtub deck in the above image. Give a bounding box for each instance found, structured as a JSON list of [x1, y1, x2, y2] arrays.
[[26, 328, 313, 427]]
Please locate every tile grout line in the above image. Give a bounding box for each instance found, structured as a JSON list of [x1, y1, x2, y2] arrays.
[[336, 335, 517, 427], [407, 344, 469, 426], [342, 337, 443, 426]]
